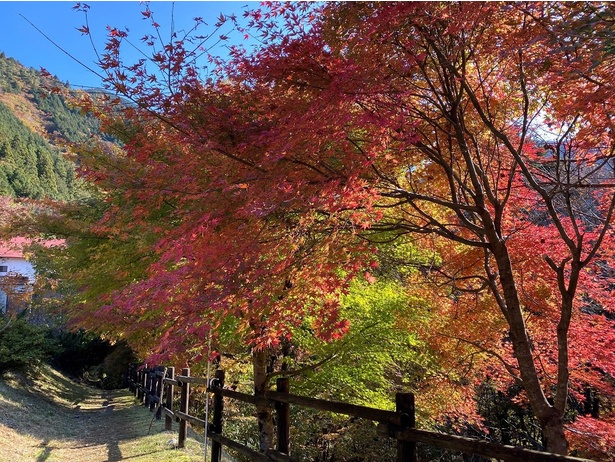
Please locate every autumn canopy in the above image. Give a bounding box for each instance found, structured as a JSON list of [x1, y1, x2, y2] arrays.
[[33, 2, 615, 458]]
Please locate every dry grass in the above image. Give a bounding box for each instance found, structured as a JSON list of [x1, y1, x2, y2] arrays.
[[0, 364, 211, 462]]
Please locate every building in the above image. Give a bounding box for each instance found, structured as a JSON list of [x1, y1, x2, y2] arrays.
[[0, 237, 62, 314]]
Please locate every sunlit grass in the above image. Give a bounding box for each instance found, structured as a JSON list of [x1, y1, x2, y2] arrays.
[[0, 364, 213, 462]]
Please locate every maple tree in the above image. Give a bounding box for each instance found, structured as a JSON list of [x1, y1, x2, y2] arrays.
[[219, 1, 615, 456], [38, 1, 615, 457], [35, 2, 377, 451]]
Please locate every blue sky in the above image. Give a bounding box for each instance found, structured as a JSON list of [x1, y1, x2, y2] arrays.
[[0, 1, 257, 89]]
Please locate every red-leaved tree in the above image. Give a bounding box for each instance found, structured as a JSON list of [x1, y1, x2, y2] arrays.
[[218, 2, 615, 455], [52, 1, 615, 456]]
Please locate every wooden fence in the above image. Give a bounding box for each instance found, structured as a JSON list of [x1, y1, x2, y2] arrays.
[[127, 365, 595, 462]]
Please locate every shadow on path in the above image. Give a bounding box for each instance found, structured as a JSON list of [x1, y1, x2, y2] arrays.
[[36, 440, 52, 462], [0, 367, 176, 461]]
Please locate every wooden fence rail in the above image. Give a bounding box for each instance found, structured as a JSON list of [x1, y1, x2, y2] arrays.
[[127, 365, 595, 462]]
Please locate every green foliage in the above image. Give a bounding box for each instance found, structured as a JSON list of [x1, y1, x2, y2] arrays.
[[474, 381, 542, 449], [290, 408, 396, 462], [101, 340, 137, 389], [50, 328, 113, 378], [222, 400, 397, 462], [214, 276, 436, 462], [0, 316, 57, 373], [0, 313, 136, 389], [207, 237, 440, 462], [30, 194, 162, 354], [291, 279, 431, 409], [370, 232, 442, 283]]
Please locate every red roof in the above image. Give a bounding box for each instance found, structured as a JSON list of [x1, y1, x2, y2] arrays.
[[0, 237, 64, 258]]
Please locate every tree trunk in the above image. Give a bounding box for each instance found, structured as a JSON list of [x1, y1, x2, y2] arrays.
[[489, 239, 569, 454], [541, 411, 568, 455], [253, 348, 274, 451]]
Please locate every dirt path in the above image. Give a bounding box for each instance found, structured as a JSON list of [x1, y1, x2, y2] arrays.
[[32, 388, 161, 461], [0, 365, 205, 462]]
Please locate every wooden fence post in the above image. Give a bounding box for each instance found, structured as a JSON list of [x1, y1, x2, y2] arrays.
[[147, 366, 155, 407], [135, 366, 141, 399], [142, 364, 149, 405], [137, 367, 145, 401], [127, 364, 133, 393], [396, 392, 417, 462], [131, 364, 137, 393], [276, 377, 290, 455], [149, 367, 158, 412], [165, 367, 175, 431], [135, 368, 140, 399], [178, 367, 190, 449], [155, 365, 165, 419], [210, 369, 225, 462]]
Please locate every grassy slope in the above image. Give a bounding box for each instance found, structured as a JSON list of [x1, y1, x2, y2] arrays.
[[0, 364, 208, 462]]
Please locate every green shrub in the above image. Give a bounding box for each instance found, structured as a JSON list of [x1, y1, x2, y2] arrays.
[[0, 317, 56, 373]]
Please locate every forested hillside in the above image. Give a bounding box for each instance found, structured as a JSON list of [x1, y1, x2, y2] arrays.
[[0, 52, 99, 200]]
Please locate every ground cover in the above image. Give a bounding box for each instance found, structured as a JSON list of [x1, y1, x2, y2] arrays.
[[0, 364, 207, 462]]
